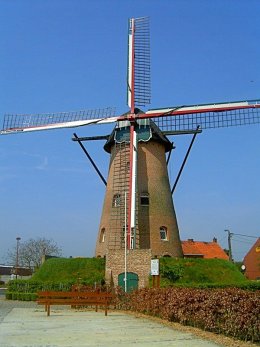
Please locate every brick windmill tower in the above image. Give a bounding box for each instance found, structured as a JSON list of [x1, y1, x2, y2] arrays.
[[95, 118, 183, 259], [1, 17, 260, 290], [95, 116, 183, 288]]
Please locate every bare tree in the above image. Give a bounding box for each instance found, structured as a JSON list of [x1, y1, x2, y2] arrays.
[[7, 237, 62, 270]]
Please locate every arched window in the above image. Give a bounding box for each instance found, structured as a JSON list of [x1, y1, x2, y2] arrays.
[[160, 226, 168, 241], [100, 228, 106, 243], [112, 194, 121, 207], [140, 192, 149, 206]]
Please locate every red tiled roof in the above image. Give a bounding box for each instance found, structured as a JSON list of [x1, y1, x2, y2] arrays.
[[181, 240, 229, 260]]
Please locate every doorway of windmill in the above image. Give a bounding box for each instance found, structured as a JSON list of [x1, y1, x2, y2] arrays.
[[118, 272, 139, 293]]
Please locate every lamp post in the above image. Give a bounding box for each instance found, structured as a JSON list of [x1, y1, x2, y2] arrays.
[[16, 237, 21, 279], [224, 229, 233, 262]]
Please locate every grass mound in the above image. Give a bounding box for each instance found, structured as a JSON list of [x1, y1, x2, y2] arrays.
[[32, 257, 105, 284], [160, 258, 246, 286]]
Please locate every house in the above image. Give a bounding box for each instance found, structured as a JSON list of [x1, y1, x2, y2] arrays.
[[243, 238, 260, 280], [0, 265, 33, 283], [181, 238, 229, 260]]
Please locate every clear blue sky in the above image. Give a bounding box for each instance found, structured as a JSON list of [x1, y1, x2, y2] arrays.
[[0, 0, 259, 262]]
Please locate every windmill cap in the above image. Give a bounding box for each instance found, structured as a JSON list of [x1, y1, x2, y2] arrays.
[[104, 118, 173, 153]]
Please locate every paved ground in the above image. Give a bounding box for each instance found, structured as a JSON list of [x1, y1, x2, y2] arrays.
[[0, 298, 225, 347]]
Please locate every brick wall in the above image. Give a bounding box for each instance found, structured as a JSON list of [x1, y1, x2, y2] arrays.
[[106, 249, 152, 288]]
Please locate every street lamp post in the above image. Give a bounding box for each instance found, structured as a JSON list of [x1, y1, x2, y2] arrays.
[[16, 237, 21, 280], [224, 229, 233, 262]]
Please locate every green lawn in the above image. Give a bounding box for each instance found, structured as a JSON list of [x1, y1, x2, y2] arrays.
[[32, 257, 105, 285], [159, 257, 246, 286]]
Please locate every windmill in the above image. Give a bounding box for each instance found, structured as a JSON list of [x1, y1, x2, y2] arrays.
[[1, 17, 260, 289]]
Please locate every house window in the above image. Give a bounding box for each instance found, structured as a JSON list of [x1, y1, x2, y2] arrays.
[[140, 192, 149, 206], [160, 226, 168, 241], [100, 228, 105, 243], [112, 194, 121, 207]]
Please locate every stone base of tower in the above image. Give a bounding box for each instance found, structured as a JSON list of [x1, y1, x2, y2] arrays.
[[105, 249, 152, 289]]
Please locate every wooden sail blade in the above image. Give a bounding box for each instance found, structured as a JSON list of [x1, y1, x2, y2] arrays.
[[133, 99, 260, 132], [1, 107, 117, 134]]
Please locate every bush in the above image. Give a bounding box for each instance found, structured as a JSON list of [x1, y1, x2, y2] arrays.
[[6, 279, 74, 299], [161, 263, 184, 282], [115, 287, 260, 342], [5, 292, 37, 301]]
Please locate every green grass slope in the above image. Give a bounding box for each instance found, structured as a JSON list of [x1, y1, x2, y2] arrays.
[[32, 257, 105, 285], [32, 257, 247, 287], [160, 258, 246, 286]]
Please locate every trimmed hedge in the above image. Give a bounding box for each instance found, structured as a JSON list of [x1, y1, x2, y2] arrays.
[[6, 279, 73, 299], [115, 287, 260, 342], [163, 281, 260, 290], [5, 292, 37, 301]]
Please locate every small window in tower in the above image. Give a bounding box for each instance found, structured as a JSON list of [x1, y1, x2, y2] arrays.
[[140, 192, 149, 206], [100, 228, 106, 243], [160, 226, 168, 241], [112, 194, 121, 207]]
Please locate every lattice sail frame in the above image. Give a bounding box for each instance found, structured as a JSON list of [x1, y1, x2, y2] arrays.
[[1, 107, 117, 134], [146, 100, 260, 132], [127, 16, 151, 108]]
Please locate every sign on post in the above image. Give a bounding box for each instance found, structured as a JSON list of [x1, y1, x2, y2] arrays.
[[151, 259, 159, 276]]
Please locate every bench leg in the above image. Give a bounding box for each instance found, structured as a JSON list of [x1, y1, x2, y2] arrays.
[[105, 304, 107, 316], [95, 305, 98, 312], [47, 304, 50, 316]]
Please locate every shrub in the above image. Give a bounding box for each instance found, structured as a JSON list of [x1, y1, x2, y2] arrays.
[[161, 263, 184, 282], [115, 287, 260, 342]]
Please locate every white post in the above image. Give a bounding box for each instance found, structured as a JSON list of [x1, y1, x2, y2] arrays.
[[130, 130, 137, 248], [124, 191, 127, 292]]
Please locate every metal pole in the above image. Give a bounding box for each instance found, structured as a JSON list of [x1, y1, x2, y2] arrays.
[[171, 126, 200, 195], [124, 191, 127, 292], [166, 143, 174, 166], [225, 229, 233, 262], [16, 237, 21, 280], [73, 133, 107, 186]]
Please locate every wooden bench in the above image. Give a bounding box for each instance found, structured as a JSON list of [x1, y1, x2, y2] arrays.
[[37, 291, 114, 316]]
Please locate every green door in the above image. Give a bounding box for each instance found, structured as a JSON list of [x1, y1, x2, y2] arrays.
[[118, 272, 139, 292]]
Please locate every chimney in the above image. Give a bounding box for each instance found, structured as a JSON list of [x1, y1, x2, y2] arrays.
[[213, 237, 217, 243]]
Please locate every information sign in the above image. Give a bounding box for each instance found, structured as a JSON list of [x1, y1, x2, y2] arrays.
[[151, 259, 159, 275]]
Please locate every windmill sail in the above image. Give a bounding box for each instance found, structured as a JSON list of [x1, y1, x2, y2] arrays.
[[141, 99, 260, 132], [127, 17, 151, 111], [126, 17, 151, 249], [1, 107, 117, 134]]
